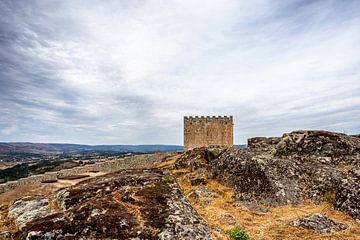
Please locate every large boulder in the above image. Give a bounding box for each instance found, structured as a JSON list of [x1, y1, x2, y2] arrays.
[[10, 169, 214, 240], [209, 149, 303, 206], [175, 146, 227, 171], [275, 130, 360, 157], [8, 196, 56, 230]]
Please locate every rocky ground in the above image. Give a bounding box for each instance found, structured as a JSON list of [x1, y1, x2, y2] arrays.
[[175, 131, 360, 218], [289, 213, 348, 233], [169, 130, 360, 239], [2, 169, 214, 240], [1, 130, 359, 239]]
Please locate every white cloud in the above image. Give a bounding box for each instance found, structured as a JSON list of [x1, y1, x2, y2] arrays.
[[0, 0, 359, 144], [1, 126, 17, 135]]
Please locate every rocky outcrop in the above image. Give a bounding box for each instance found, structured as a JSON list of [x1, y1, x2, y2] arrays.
[[10, 169, 214, 240], [209, 150, 304, 206], [8, 196, 56, 230], [275, 130, 360, 157], [174, 146, 227, 171], [177, 130, 360, 221], [290, 213, 348, 233], [333, 169, 360, 222], [247, 137, 280, 152]]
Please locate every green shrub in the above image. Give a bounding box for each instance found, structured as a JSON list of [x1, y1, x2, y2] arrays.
[[225, 227, 249, 240]]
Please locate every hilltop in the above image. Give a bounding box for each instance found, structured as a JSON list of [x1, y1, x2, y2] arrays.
[[0, 130, 359, 239]]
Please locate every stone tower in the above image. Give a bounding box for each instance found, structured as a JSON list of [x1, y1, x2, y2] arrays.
[[183, 116, 233, 151]]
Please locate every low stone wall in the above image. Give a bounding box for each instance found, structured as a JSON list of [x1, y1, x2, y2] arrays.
[[0, 153, 168, 193]]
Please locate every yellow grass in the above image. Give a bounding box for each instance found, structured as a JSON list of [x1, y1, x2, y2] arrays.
[[155, 154, 181, 169], [173, 169, 360, 240]]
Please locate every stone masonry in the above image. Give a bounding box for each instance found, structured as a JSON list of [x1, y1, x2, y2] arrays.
[[184, 116, 233, 151]]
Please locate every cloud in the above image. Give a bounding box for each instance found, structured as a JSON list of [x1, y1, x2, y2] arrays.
[[1, 125, 17, 135], [0, 0, 359, 144]]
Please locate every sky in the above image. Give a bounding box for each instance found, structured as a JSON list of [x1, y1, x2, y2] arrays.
[[0, 0, 359, 145]]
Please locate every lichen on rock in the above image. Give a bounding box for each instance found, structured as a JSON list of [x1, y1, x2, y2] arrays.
[[176, 130, 360, 222], [8, 196, 56, 230], [290, 213, 348, 233], [9, 169, 214, 240]]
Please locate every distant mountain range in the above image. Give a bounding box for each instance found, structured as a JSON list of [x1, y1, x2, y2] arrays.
[[0, 142, 247, 155], [0, 142, 184, 154]]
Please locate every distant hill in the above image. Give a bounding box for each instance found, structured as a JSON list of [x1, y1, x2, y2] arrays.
[[235, 144, 247, 149], [0, 142, 183, 154], [0, 143, 248, 155]]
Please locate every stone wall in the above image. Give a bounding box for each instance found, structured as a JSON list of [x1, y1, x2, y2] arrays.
[[0, 153, 168, 193], [184, 116, 233, 151]]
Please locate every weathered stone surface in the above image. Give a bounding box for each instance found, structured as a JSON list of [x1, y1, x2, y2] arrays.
[[11, 169, 214, 240], [8, 196, 56, 230], [175, 146, 227, 171], [333, 170, 360, 222], [290, 213, 348, 233], [205, 146, 227, 161], [247, 137, 280, 152], [210, 151, 304, 206], [275, 130, 360, 157], [187, 187, 216, 199], [178, 130, 360, 221]]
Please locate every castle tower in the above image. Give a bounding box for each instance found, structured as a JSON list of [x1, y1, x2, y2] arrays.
[[183, 116, 233, 151]]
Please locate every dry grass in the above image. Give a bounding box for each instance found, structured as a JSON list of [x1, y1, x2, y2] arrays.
[[0, 203, 17, 232], [173, 169, 360, 240], [155, 154, 181, 169]]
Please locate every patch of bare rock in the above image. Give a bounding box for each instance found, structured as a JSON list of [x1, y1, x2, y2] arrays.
[[8, 169, 214, 240], [8, 196, 56, 231], [187, 187, 217, 199], [290, 213, 348, 233], [175, 130, 360, 222]]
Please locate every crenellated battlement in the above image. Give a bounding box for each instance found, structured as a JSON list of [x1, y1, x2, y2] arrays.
[[183, 115, 233, 150], [184, 116, 233, 121]]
